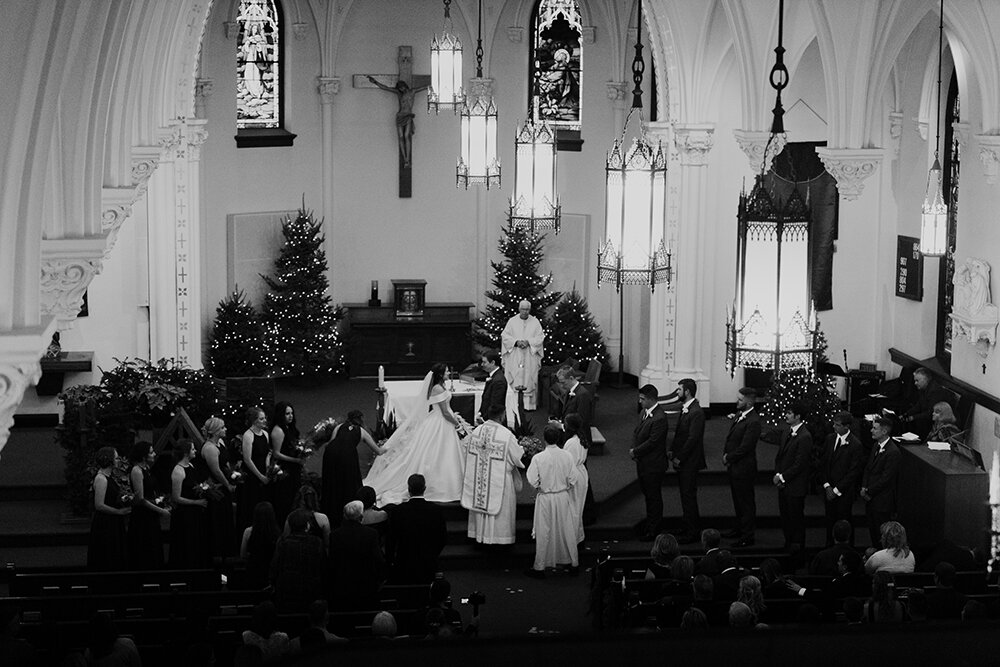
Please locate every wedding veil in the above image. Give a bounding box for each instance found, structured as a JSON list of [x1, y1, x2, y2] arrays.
[[384, 370, 435, 449]]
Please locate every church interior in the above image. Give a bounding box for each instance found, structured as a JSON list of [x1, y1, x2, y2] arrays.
[[4, 0, 1000, 664]]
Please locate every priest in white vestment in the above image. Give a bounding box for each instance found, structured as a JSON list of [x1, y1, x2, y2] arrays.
[[525, 425, 580, 576], [461, 405, 525, 545], [501, 300, 545, 411]]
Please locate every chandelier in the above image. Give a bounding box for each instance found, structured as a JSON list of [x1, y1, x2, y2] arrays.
[[428, 0, 463, 114], [920, 0, 948, 256], [510, 118, 560, 233], [457, 0, 500, 189]]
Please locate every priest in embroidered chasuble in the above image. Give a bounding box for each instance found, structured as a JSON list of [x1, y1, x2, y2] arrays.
[[461, 409, 524, 545], [501, 300, 546, 410]]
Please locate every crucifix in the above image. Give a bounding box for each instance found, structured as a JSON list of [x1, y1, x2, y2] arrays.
[[354, 46, 431, 198]]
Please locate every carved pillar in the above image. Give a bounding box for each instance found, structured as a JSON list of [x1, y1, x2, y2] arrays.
[[733, 130, 787, 173], [147, 119, 208, 368], [194, 78, 214, 119], [668, 123, 715, 403], [976, 134, 1000, 185], [317, 76, 341, 295], [40, 238, 106, 331], [815, 147, 884, 201], [0, 319, 56, 456]]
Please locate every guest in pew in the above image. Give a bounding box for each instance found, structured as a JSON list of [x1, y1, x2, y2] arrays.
[[241, 501, 280, 590], [861, 416, 901, 548], [737, 575, 766, 623], [328, 500, 385, 611], [127, 440, 170, 570], [694, 529, 723, 576], [272, 509, 326, 613], [270, 402, 305, 526], [242, 601, 290, 662], [829, 551, 872, 600], [645, 533, 680, 580], [712, 551, 747, 602], [906, 588, 930, 623], [83, 612, 141, 667], [358, 486, 389, 527], [385, 474, 448, 584], [288, 600, 347, 654], [900, 368, 954, 439], [728, 601, 755, 629], [864, 520, 914, 574], [916, 539, 984, 572], [690, 577, 727, 626], [810, 520, 857, 576], [421, 578, 464, 633], [668, 555, 695, 591], [961, 599, 987, 621], [927, 401, 962, 443], [0, 604, 38, 667], [284, 485, 330, 551], [758, 559, 794, 600], [87, 446, 130, 571], [322, 411, 382, 526], [239, 406, 272, 531], [371, 611, 401, 639], [169, 439, 212, 569], [864, 571, 906, 623], [926, 562, 967, 620], [200, 417, 237, 560], [843, 597, 865, 625], [679, 606, 708, 630]]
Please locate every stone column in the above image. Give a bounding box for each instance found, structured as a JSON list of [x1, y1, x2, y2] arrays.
[[668, 123, 715, 404], [0, 319, 57, 457], [147, 118, 208, 368], [603, 82, 629, 374], [639, 121, 672, 391], [317, 76, 341, 296]]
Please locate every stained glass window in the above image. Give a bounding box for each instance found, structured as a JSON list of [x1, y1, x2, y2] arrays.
[[531, 0, 582, 129], [937, 72, 961, 358], [237, 0, 281, 130]]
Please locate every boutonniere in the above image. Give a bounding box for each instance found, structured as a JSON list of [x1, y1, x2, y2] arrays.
[[682, 407, 689, 414]]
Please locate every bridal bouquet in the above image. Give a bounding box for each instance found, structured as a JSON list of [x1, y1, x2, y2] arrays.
[[519, 435, 545, 466], [455, 414, 473, 438]]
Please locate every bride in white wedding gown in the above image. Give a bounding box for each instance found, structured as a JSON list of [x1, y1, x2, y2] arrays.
[[364, 363, 466, 505]]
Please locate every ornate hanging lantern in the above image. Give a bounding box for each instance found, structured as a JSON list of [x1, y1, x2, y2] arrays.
[[457, 0, 500, 189], [428, 0, 463, 114], [920, 0, 948, 256], [510, 119, 560, 233]]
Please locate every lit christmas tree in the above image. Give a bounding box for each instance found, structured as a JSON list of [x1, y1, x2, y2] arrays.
[[473, 221, 561, 349], [544, 289, 608, 367], [208, 288, 265, 377], [260, 204, 345, 377]]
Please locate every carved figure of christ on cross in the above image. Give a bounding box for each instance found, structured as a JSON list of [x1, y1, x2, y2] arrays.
[[354, 46, 431, 198]]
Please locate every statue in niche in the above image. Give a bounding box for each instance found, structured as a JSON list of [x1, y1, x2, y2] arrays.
[[953, 257, 992, 316]]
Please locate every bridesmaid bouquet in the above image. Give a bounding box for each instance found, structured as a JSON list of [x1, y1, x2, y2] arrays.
[[195, 480, 225, 502], [152, 494, 171, 510], [229, 461, 245, 485], [267, 461, 287, 483], [305, 418, 338, 448], [119, 490, 135, 506]]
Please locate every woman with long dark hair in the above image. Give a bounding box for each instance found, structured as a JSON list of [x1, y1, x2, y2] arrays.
[[239, 406, 271, 529], [201, 417, 237, 560], [87, 446, 130, 570], [270, 402, 304, 525], [241, 501, 280, 590], [127, 441, 169, 569], [169, 439, 211, 568]]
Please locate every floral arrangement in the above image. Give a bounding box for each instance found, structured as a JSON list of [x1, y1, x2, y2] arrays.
[[519, 435, 545, 466]]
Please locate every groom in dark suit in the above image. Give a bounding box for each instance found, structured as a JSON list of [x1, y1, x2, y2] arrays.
[[478, 350, 507, 424], [773, 401, 812, 553], [722, 387, 761, 547], [667, 378, 705, 543], [861, 416, 901, 547], [555, 365, 593, 448], [630, 384, 668, 541]]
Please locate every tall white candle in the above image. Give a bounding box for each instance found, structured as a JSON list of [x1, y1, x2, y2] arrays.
[[990, 451, 999, 505], [378, 365, 385, 389]]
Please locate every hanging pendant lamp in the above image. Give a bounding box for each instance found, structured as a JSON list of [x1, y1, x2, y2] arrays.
[[920, 0, 948, 257], [428, 0, 463, 114], [457, 0, 500, 188]]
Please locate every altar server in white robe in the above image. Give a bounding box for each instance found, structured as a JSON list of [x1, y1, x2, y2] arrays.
[[562, 413, 588, 544], [461, 404, 525, 545], [501, 300, 545, 411], [525, 425, 580, 577]]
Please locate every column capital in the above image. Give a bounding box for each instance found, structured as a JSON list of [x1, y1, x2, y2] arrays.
[[888, 112, 903, 158], [506, 26, 524, 43], [292, 21, 308, 41], [195, 77, 214, 103], [40, 238, 107, 331], [913, 117, 929, 141], [815, 147, 884, 201], [733, 129, 786, 173], [101, 187, 135, 259], [0, 319, 57, 456], [643, 121, 672, 147], [673, 123, 715, 166], [317, 76, 341, 105], [976, 134, 1000, 185]]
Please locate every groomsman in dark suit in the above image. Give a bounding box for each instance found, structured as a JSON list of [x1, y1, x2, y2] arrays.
[[555, 365, 593, 448], [722, 387, 761, 548], [773, 401, 812, 553], [630, 384, 669, 541], [667, 378, 705, 543], [818, 411, 864, 546], [861, 416, 901, 548], [478, 350, 507, 424]]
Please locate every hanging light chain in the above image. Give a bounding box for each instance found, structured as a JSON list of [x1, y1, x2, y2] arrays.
[[630, 0, 645, 110], [934, 0, 944, 159], [768, 0, 789, 135], [475, 0, 484, 78]]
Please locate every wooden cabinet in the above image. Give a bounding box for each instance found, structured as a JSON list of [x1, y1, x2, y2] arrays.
[[345, 302, 474, 378]]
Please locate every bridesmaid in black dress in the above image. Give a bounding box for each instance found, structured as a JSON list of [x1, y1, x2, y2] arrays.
[[321, 410, 383, 526], [127, 441, 170, 569], [169, 439, 212, 568], [269, 402, 304, 526], [238, 406, 271, 529], [200, 417, 237, 560], [87, 446, 130, 570]]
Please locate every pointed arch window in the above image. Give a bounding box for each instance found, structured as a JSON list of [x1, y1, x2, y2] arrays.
[[530, 0, 583, 149], [236, 0, 295, 147]]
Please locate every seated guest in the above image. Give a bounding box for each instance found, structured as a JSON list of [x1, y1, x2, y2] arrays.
[[358, 486, 389, 527], [328, 500, 385, 611], [830, 551, 872, 599], [843, 597, 865, 625], [917, 539, 983, 572], [0, 604, 38, 666], [906, 588, 929, 623], [926, 562, 967, 620], [864, 571, 905, 623], [927, 402, 962, 443], [666, 555, 695, 593], [288, 600, 346, 653], [737, 575, 766, 622], [241, 601, 289, 662], [692, 575, 714, 602], [240, 501, 280, 590], [690, 575, 727, 627], [711, 551, 746, 602], [864, 520, 914, 574], [679, 607, 708, 630], [385, 474, 447, 584], [271, 509, 326, 613], [84, 612, 141, 667], [758, 558, 791, 599], [810, 520, 857, 576], [283, 485, 330, 551], [694, 529, 723, 576], [962, 600, 987, 621], [900, 368, 954, 438], [728, 601, 755, 629], [645, 533, 680, 580], [371, 611, 400, 639], [421, 578, 463, 634]]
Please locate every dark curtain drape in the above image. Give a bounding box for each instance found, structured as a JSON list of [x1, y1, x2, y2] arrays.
[[763, 142, 838, 311]]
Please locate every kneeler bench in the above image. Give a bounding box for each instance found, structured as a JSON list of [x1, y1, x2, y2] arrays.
[[590, 427, 607, 455]]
